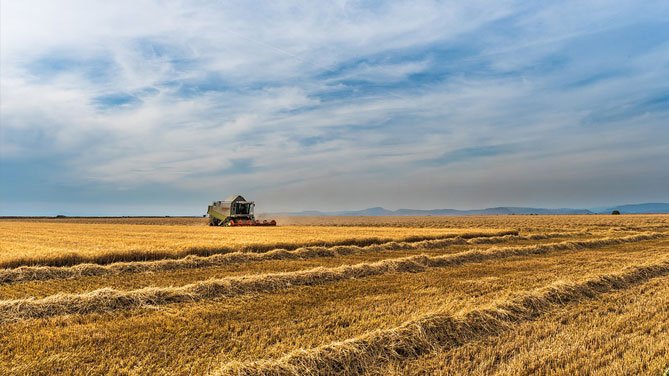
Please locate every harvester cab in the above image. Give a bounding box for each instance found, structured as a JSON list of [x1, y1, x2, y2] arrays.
[[207, 195, 276, 226]]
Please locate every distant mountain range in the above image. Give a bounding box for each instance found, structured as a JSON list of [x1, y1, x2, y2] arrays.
[[594, 202, 669, 214], [266, 203, 669, 216]]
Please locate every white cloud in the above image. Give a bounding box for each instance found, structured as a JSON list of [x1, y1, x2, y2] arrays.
[[1, 0, 668, 213]]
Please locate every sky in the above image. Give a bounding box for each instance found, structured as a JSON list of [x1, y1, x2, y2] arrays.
[[1, 0, 668, 215]]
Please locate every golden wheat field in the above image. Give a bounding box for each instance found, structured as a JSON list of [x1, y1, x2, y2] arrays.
[[0, 215, 668, 376]]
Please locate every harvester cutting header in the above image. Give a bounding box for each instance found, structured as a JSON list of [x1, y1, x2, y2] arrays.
[[207, 195, 276, 226]]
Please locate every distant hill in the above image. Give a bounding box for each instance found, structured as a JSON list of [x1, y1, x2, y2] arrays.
[[594, 203, 669, 214], [266, 203, 669, 217], [267, 206, 594, 217]]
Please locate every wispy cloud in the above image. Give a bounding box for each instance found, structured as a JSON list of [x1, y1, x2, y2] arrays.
[[1, 0, 668, 215]]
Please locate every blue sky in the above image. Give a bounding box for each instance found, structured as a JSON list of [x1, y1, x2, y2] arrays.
[[1, 0, 668, 215]]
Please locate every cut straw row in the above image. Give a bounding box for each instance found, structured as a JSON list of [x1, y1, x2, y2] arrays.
[[1, 230, 521, 269], [0, 233, 660, 323], [0, 231, 585, 285], [213, 256, 669, 376]]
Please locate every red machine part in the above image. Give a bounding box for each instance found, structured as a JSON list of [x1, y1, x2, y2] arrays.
[[227, 219, 277, 226]]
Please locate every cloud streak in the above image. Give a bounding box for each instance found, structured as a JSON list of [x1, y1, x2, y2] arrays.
[[1, 0, 668, 215]]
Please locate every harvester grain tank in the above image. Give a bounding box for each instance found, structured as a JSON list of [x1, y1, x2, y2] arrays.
[[207, 195, 276, 226]]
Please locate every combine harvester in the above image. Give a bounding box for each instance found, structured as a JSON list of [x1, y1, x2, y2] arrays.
[[207, 195, 277, 226]]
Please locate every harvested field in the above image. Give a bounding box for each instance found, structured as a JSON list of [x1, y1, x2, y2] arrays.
[[2, 231, 585, 285], [0, 215, 668, 375], [0, 221, 507, 268]]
